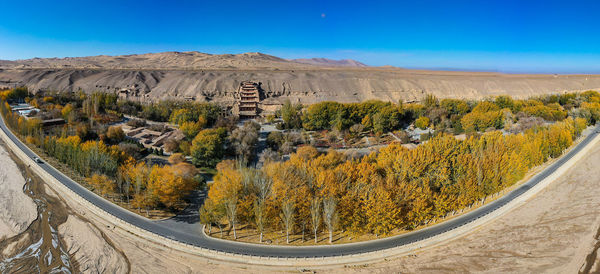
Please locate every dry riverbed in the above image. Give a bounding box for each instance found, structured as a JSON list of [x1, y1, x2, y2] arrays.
[[0, 140, 129, 273], [0, 142, 36, 241]]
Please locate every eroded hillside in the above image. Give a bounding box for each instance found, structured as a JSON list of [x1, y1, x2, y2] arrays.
[[1, 52, 599, 104]]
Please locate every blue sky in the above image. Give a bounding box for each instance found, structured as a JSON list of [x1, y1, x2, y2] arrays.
[[1, 0, 599, 73]]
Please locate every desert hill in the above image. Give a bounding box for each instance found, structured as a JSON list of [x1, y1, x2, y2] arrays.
[[0, 51, 317, 70], [1, 52, 599, 106], [291, 58, 367, 67]]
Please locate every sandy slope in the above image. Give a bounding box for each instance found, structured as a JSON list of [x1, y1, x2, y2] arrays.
[[58, 216, 129, 273], [291, 58, 368, 67], [2, 52, 600, 105], [2, 68, 600, 106], [0, 144, 36, 241], [0, 52, 313, 70]]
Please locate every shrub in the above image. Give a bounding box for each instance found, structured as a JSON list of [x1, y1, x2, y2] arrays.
[[415, 116, 430, 130]]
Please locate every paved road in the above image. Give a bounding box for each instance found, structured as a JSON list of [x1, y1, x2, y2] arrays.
[[2, 115, 598, 258]]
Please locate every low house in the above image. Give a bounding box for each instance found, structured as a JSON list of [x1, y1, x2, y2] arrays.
[[11, 104, 40, 119], [125, 127, 144, 137], [18, 108, 39, 117], [41, 118, 65, 128], [406, 126, 434, 142], [120, 123, 177, 153]]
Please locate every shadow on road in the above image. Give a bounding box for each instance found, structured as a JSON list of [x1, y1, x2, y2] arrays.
[[154, 189, 206, 234]]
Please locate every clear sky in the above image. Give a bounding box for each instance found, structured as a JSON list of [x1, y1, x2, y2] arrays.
[[1, 0, 599, 73]]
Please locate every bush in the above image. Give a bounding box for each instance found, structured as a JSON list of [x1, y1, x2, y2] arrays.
[[267, 131, 284, 150], [26, 136, 40, 146], [275, 122, 285, 130], [415, 116, 430, 129], [119, 143, 145, 160], [106, 126, 125, 143]]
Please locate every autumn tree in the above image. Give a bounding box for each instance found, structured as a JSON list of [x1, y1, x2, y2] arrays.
[[280, 200, 295, 244], [61, 103, 74, 120], [199, 205, 214, 234], [87, 173, 115, 197], [245, 169, 272, 243], [225, 197, 238, 239], [168, 153, 186, 165], [229, 121, 260, 164], [163, 138, 180, 153], [203, 160, 242, 238], [310, 197, 321, 243], [415, 116, 430, 129], [106, 125, 125, 143], [180, 121, 203, 140], [147, 164, 198, 209], [322, 196, 337, 243]]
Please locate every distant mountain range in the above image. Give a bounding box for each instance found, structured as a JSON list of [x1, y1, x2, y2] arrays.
[[290, 58, 368, 67], [0, 51, 369, 70]]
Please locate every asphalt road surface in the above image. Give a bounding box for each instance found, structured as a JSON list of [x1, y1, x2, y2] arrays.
[[2, 115, 597, 258]]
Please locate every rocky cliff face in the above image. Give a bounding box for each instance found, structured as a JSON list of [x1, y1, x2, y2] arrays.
[[1, 52, 599, 104]]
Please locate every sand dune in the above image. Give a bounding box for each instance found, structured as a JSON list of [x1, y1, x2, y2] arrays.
[[0, 143, 36, 241], [58, 216, 128, 273], [0, 51, 313, 70]]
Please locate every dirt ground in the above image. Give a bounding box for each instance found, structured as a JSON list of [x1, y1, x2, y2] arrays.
[[0, 143, 36, 240], [58, 215, 129, 273]]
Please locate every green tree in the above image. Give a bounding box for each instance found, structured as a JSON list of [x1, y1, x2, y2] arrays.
[[180, 121, 203, 140], [415, 116, 430, 129], [281, 99, 303, 129], [190, 128, 227, 167]]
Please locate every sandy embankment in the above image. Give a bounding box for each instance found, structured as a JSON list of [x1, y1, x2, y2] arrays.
[[61, 200, 276, 274], [58, 216, 129, 273], [0, 144, 36, 240]]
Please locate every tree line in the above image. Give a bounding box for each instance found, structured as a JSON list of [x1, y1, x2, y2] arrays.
[[278, 91, 600, 136], [201, 117, 588, 242]]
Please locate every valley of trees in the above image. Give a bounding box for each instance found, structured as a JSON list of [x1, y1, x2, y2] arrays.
[[201, 91, 600, 244], [279, 92, 600, 137], [202, 117, 588, 243], [3, 86, 600, 243]]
